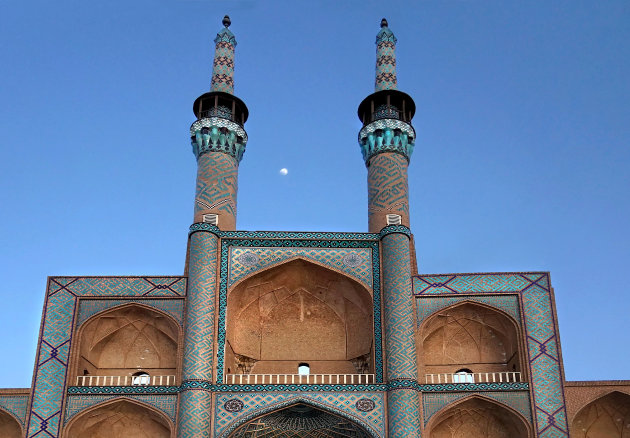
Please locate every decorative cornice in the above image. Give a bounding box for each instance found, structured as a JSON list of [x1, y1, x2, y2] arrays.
[[188, 226, 380, 241], [189, 223, 221, 236], [376, 27, 397, 44], [358, 118, 415, 165], [66, 382, 528, 394], [190, 117, 248, 162], [379, 225, 411, 239], [214, 28, 237, 46]]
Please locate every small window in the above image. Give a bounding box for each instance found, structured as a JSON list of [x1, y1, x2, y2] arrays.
[[453, 369, 474, 383], [132, 371, 151, 386], [298, 363, 310, 375]]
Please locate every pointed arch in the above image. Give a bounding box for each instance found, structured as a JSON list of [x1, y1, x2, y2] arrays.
[[225, 258, 375, 376], [571, 391, 630, 438], [229, 254, 372, 293], [63, 397, 174, 438], [218, 397, 380, 438], [425, 394, 532, 438], [417, 300, 524, 382], [71, 303, 181, 384], [0, 407, 22, 438]]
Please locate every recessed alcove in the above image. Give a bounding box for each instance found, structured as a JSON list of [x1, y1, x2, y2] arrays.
[[225, 259, 374, 379], [0, 409, 21, 438], [418, 302, 523, 383], [72, 304, 179, 385]]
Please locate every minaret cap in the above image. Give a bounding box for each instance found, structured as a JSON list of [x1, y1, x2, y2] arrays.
[[222, 15, 231, 27], [380, 18, 388, 28]]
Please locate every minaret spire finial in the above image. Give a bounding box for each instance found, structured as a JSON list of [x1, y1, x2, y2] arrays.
[[210, 15, 237, 94], [375, 17, 397, 91]]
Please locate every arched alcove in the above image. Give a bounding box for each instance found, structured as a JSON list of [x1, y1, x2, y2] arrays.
[[427, 396, 530, 438], [572, 391, 630, 437], [65, 399, 172, 438], [74, 304, 179, 383], [0, 409, 22, 438], [418, 302, 523, 382], [226, 259, 374, 376], [227, 402, 374, 437]]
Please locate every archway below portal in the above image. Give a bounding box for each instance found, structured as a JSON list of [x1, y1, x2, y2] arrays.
[[65, 399, 171, 438], [0, 409, 21, 438], [572, 391, 630, 438], [427, 396, 530, 438], [228, 403, 372, 437]]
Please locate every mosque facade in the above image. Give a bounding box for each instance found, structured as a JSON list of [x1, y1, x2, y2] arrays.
[[0, 16, 628, 438]]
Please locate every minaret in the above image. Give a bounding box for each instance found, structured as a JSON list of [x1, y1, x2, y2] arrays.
[[358, 19, 421, 438], [190, 14, 249, 230], [177, 16, 248, 438]]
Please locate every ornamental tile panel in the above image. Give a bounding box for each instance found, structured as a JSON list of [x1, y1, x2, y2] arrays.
[[417, 294, 521, 325], [422, 391, 532, 425], [0, 395, 28, 426], [214, 392, 384, 438], [76, 298, 184, 326], [413, 272, 568, 438], [228, 247, 373, 290], [64, 394, 177, 423]]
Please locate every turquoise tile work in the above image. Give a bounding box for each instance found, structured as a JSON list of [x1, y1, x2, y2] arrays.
[[25, 276, 185, 438], [414, 272, 568, 438]]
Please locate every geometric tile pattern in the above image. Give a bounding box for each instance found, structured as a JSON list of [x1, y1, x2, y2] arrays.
[[217, 236, 384, 384], [0, 394, 29, 426], [228, 246, 373, 290], [63, 394, 178, 424], [177, 390, 212, 438], [177, 232, 218, 438], [414, 272, 569, 438], [387, 389, 420, 438], [210, 26, 236, 94], [416, 294, 521, 326], [181, 232, 218, 382], [375, 23, 397, 91], [76, 298, 184, 326], [195, 151, 238, 220], [422, 391, 532, 425], [214, 392, 384, 438], [368, 154, 409, 229], [382, 232, 420, 437], [25, 276, 185, 438], [382, 234, 416, 380]]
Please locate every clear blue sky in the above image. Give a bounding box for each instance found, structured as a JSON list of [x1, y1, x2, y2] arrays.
[[0, 0, 628, 387]]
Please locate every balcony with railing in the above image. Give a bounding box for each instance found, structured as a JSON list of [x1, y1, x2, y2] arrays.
[[425, 371, 522, 385], [75, 374, 176, 387], [225, 373, 375, 385]]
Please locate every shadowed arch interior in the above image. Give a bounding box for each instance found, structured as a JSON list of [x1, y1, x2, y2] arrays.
[[226, 259, 374, 376], [0, 409, 22, 438], [572, 391, 630, 438], [418, 302, 522, 380], [227, 403, 373, 438], [65, 399, 171, 438], [428, 396, 530, 438], [75, 304, 179, 381]]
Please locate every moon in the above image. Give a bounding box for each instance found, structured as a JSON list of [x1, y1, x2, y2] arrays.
[[279, 168, 288, 176]]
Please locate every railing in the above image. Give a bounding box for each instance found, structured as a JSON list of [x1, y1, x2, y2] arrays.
[[75, 375, 176, 387], [425, 372, 522, 384], [225, 374, 376, 385]]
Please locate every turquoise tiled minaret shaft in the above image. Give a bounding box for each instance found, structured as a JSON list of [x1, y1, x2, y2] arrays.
[[178, 16, 249, 438], [359, 19, 421, 437], [210, 15, 236, 94], [189, 16, 249, 230], [375, 18, 397, 92]]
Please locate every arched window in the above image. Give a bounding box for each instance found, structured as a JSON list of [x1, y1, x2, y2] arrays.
[[298, 363, 310, 375], [132, 371, 150, 386], [453, 368, 474, 383]]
